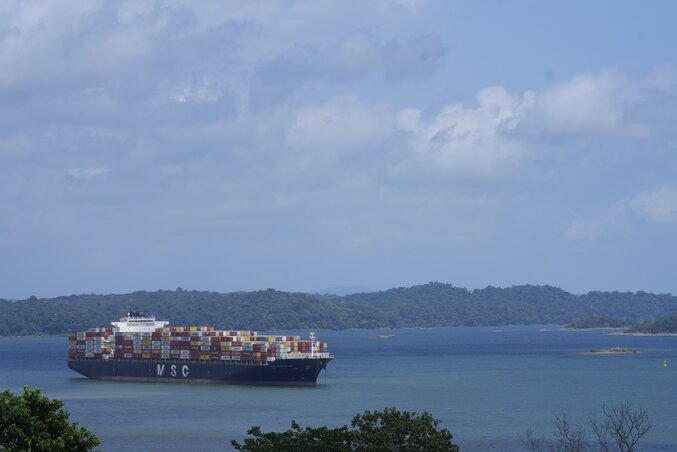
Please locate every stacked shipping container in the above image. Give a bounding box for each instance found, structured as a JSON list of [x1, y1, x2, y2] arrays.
[[68, 326, 329, 364], [67, 328, 113, 359]]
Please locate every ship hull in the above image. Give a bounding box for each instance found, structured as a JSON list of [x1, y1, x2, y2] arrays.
[[68, 358, 331, 386]]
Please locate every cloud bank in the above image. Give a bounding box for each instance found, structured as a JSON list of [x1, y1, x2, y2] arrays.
[[1, 1, 676, 297]]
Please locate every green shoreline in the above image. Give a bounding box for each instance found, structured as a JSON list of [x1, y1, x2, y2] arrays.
[[563, 327, 627, 332]]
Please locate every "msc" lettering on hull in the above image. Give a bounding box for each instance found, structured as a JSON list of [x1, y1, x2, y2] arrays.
[[157, 364, 189, 377]]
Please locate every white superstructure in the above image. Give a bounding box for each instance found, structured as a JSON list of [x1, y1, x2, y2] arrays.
[[111, 311, 169, 333]]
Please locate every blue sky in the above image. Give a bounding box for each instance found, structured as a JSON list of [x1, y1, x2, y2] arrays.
[[1, 0, 677, 299]]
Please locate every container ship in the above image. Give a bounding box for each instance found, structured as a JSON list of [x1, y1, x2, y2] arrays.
[[67, 312, 333, 385]]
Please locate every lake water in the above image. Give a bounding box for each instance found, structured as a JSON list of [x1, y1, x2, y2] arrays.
[[2, 326, 676, 451]]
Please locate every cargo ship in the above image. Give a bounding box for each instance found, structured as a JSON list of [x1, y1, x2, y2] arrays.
[[67, 312, 333, 385]]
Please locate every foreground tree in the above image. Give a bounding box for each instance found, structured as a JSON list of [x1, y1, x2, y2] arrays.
[[522, 414, 586, 452], [349, 408, 459, 451], [230, 421, 351, 452], [522, 402, 652, 452], [0, 386, 100, 452], [231, 407, 459, 452], [591, 403, 653, 452]]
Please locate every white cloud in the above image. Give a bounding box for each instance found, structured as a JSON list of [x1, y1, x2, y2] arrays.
[[392, 0, 426, 7], [565, 186, 677, 241], [63, 166, 109, 185], [258, 29, 447, 85], [378, 33, 448, 80], [629, 187, 677, 222], [536, 71, 641, 135], [564, 208, 625, 242], [645, 64, 677, 92], [391, 69, 676, 181], [396, 86, 535, 177], [285, 97, 395, 166], [117, 0, 156, 24], [330, 31, 380, 78], [170, 79, 224, 104]]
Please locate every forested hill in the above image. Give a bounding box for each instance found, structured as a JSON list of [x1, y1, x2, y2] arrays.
[[626, 315, 677, 334], [1, 283, 677, 336]]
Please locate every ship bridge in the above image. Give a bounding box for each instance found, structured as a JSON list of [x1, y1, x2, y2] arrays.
[[111, 311, 169, 333]]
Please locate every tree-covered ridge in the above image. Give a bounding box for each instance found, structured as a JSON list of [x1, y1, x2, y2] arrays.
[[626, 315, 677, 334], [1, 283, 677, 336]]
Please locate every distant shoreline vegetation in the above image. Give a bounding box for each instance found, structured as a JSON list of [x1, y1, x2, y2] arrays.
[[565, 316, 631, 330], [2, 283, 677, 336], [624, 315, 677, 334]]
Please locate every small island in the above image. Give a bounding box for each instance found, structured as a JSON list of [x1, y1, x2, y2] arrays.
[[372, 334, 396, 339], [580, 347, 636, 355]]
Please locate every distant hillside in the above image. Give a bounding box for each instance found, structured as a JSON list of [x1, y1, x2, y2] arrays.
[[626, 315, 677, 334], [1, 283, 677, 336], [320, 286, 378, 296]]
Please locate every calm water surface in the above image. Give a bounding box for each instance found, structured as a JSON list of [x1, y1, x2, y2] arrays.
[[2, 326, 676, 451]]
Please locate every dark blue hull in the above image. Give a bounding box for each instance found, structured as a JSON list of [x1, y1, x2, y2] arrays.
[[68, 358, 331, 386]]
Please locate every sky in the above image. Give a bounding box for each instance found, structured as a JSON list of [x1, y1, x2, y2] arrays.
[[1, 0, 677, 299]]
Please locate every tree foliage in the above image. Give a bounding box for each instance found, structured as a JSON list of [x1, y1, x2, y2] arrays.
[[626, 314, 677, 334], [0, 386, 100, 452], [230, 422, 352, 452], [231, 407, 459, 452], [2, 283, 677, 335]]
